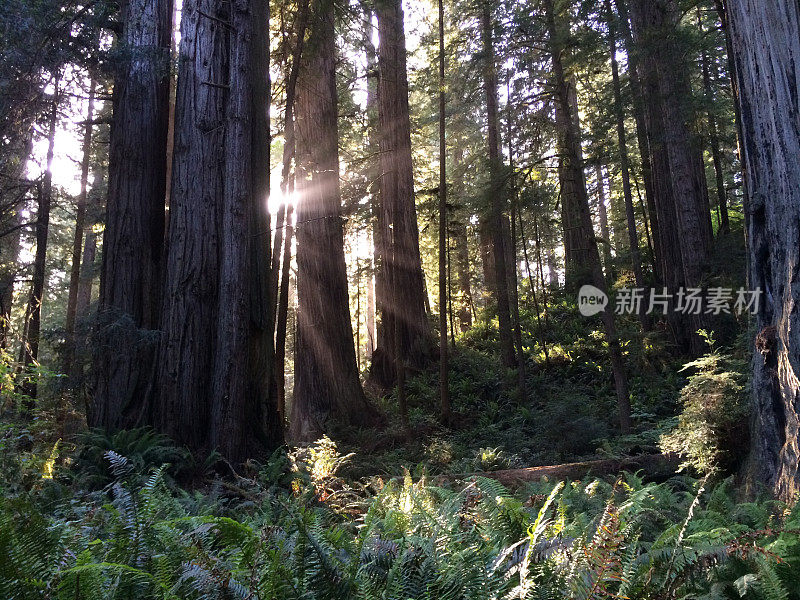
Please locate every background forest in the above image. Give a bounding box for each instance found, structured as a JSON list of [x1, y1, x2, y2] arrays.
[[1, 0, 800, 597]]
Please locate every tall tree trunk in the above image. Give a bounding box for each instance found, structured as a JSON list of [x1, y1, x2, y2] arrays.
[[164, 0, 179, 209], [158, 0, 282, 461], [550, 79, 595, 287], [437, 0, 450, 422], [22, 81, 58, 401], [615, 0, 662, 285], [546, 247, 558, 288], [453, 218, 473, 330], [72, 175, 102, 385], [363, 9, 387, 369], [606, 0, 649, 328], [0, 136, 32, 350], [728, 0, 800, 501], [481, 0, 515, 369], [157, 0, 220, 449], [275, 202, 294, 422], [506, 83, 527, 400], [93, 0, 171, 430], [630, 0, 712, 355], [451, 146, 474, 330], [271, 0, 310, 329], [366, 252, 376, 358], [290, 0, 378, 441], [712, 0, 746, 200], [0, 204, 22, 351], [75, 175, 101, 328], [697, 6, 730, 235], [64, 80, 96, 373], [518, 209, 549, 365], [545, 0, 631, 432], [372, 0, 431, 387], [595, 163, 614, 281], [211, 0, 283, 461]]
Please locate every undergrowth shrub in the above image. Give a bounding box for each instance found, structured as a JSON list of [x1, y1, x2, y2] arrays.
[[75, 427, 191, 489], [660, 331, 749, 475], [2, 435, 799, 600]]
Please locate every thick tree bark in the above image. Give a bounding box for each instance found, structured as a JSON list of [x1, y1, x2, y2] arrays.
[[158, 0, 282, 461], [211, 0, 282, 461], [290, 0, 379, 441], [93, 0, 171, 430], [157, 0, 222, 447], [64, 80, 96, 372], [545, 0, 631, 432], [481, 1, 515, 369], [372, 0, 431, 387], [728, 0, 800, 501], [630, 0, 713, 355]]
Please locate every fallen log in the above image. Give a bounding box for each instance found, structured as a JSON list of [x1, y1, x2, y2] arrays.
[[432, 453, 680, 488]]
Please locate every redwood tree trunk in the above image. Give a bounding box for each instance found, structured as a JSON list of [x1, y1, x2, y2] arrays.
[[545, 0, 631, 432], [454, 219, 473, 330], [64, 79, 96, 372], [93, 0, 171, 429], [630, 0, 712, 355], [481, 0, 515, 369], [22, 83, 58, 401], [0, 204, 21, 350], [372, 0, 431, 387], [615, 0, 662, 284], [158, 0, 282, 461], [606, 0, 649, 329], [275, 202, 294, 421], [728, 0, 800, 501], [75, 173, 102, 328], [0, 136, 31, 350], [451, 150, 474, 331], [363, 10, 386, 367], [157, 0, 221, 449], [290, 0, 379, 441], [595, 163, 614, 281], [545, 3, 594, 290], [437, 0, 450, 422], [697, 6, 730, 235]]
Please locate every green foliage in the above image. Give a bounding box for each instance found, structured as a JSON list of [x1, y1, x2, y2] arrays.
[[2, 430, 800, 600], [660, 331, 749, 475], [74, 427, 191, 489]]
